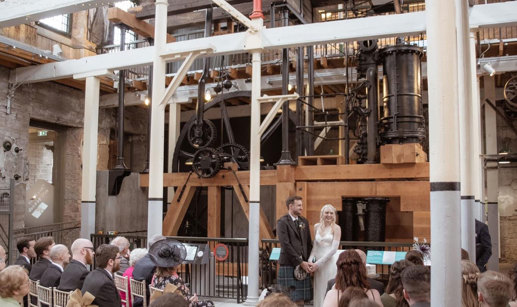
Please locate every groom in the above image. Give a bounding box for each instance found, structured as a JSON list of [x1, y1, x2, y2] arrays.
[[277, 196, 313, 306]]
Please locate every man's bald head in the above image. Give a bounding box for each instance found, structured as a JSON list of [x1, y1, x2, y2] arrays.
[[49, 244, 70, 264], [71, 239, 93, 255]]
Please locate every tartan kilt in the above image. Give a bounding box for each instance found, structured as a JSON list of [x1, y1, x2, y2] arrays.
[[277, 266, 313, 302]]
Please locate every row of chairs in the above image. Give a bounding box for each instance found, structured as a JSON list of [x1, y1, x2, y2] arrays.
[[28, 276, 151, 307]]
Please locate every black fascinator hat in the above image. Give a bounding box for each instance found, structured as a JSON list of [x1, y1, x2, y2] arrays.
[[149, 238, 187, 268]]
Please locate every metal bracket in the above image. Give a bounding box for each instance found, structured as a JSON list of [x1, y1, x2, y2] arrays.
[[257, 93, 299, 136], [212, 0, 259, 32], [159, 49, 213, 106]]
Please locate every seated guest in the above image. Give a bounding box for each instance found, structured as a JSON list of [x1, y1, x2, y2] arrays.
[[121, 248, 148, 307], [404, 250, 424, 266], [111, 236, 131, 275], [0, 245, 6, 271], [150, 293, 189, 307], [323, 250, 382, 307], [40, 244, 70, 287], [461, 248, 470, 261], [0, 266, 30, 306], [150, 238, 214, 307], [461, 260, 479, 307], [401, 265, 430, 307], [349, 298, 379, 307], [381, 260, 414, 307], [15, 237, 36, 273], [132, 235, 165, 307], [29, 236, 55, 281], [326, 249, 384, 296], [338, 287, 368, 307], [81, 244, 121, 307], [58, 238, 94, 291], [258, 293, 297, 307], [509, 264, 517, 307], [477, 271, 513, 307]]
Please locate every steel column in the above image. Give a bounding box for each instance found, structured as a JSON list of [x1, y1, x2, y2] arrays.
[[426, 0, 462, 305], [115, 27, 128, 170], [456, 0, 476, 259], [147, 0, 168, 245], [80, 76, 100, 239]]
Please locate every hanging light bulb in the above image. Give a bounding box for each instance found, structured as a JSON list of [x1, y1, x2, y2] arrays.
[[288, 83, 294, 91], [204, 89, 212, 102]]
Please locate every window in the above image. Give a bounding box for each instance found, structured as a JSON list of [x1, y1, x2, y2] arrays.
[[39, 14, 72, 35]]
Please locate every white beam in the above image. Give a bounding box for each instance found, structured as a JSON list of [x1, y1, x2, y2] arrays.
[[11, 1, 517, 85], [257, 93, 299, 136], [212, 0, 257, 31], [0, 0, 119, 28]]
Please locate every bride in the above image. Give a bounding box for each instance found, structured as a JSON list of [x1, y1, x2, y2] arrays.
[[308, 204, 341, 307]]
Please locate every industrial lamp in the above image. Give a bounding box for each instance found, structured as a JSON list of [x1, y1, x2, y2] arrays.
[[482, 63, 496, 77]]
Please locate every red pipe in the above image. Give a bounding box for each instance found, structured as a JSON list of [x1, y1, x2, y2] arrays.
[[249, 0, 264, 19]]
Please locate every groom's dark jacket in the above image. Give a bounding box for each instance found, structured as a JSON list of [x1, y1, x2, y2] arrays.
[[277, 214, 313, 267]]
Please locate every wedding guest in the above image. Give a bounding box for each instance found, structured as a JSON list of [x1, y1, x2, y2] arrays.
[[404, 250, 424, 266], [121, 248, 148, 307], [338, 287, 368, 307], [111, 236, 131, 275], [477, 271, 513, 307], [0, 265, 30, 307], [40, 244, 70, 287], [132, 235, 165, 307], [258, 293, 297, 307], [381, 260, 414, 307], [401, 265, 430, 307], [59, 238, 94, 291], [15, 237, 36, 273], [29, 237, 55, 281]]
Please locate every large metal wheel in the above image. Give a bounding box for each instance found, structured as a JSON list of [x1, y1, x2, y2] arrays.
[[504, 76, 517, 110], [192, 147, 221, 178], [187, 119, 217, 148], [217, 143, 250, 170]]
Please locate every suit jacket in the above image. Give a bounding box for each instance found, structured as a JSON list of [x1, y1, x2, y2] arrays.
[[326, 278, 385, 295], [131, 254, 156, 307], [15, 255, 32, 273], [40, 263, 63, 287], [58, 259, 89, 291], [82, 268, 121, 307], [475, 219, 492, 272], [29, 258, 51, 281], [277, 214, 312, 267]]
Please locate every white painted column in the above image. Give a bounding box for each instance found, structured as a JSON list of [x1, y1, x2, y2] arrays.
[[147, 0, 168, 244], [167, 103, 181, 208], [426, 0, 462, 305], [483, 75, 499, 271], [457, 0, 476, 259], [246, 17, 264, 305], [80, 76, 100, 239]]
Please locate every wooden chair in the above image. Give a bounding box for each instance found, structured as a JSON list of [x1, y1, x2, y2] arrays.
[[149, 286, 163, 298], [130, 278, 147, 307], [114, 274, 129, 306], [37, 284, 53, 307], [53, 288, 72, 307], [28, 280, 39, 307]]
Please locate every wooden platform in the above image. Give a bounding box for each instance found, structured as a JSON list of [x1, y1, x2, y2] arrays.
[[140, 162, 431, 242]]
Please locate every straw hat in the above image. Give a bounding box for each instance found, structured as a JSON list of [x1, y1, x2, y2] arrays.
[[149, 238, 187, 268]]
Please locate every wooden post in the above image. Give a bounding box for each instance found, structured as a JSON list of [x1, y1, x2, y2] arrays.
[[207, 186, 221, 238]]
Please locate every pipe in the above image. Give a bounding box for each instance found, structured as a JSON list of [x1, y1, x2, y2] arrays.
[[195, 8, 213, 123], [277, 10, 295, 165], [366, 66, 378, 163], [114, 27, 127, 170], [296, 46, 304, 157], [306, 46, 315, 155], [250, 0, 264, 19]]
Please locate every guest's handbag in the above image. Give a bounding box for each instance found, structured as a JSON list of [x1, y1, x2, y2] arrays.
[[293, 265, 308, 280]]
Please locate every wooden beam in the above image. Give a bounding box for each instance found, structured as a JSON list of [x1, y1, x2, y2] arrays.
[[108, 7, 175, 43], [163, 184, 197, 236], [207, 186, 221, 238], [140, 169, 278, 187], [233, 184, 274, 239], [294, 163, 429, 181]]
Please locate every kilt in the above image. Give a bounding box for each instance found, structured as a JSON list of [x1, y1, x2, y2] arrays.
[[278, 266, 313, 302]]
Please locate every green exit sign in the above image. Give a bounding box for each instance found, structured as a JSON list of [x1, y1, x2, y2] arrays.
[[38, 130, 48, 136]]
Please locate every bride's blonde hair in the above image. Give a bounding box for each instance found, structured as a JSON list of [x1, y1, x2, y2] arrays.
[[319, 204, 337, 233]]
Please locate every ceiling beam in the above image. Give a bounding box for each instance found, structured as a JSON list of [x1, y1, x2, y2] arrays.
[[0, 0, 119, 28], [135, 0, 250, 19], [108, 7, 176, 43], [10, 1, 517, 84]]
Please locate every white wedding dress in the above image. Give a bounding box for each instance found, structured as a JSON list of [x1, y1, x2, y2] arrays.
[[310, 226, 340, 307]]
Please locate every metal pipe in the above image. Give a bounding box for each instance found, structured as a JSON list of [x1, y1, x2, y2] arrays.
[[306, 46, 314, 155], [296, 46, 304, 157], [196, 8, 213, 123], [277, 9, 295, 165], [366, 66, 378, 163], [344, 99, 350, 164], [250, 0, 264, 19], [114, 27, 127, 169]]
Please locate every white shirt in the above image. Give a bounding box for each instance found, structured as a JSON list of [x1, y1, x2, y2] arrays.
[[104, 269, 114, 279], [289, 213, 299, 222], [21, 255, 30, 264]]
